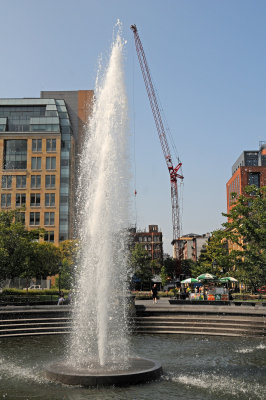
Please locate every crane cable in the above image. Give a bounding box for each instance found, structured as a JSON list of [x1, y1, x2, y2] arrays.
[[152, 74, 184, 236], [132, 41, 138, 228], [131, 27, 184, 238]]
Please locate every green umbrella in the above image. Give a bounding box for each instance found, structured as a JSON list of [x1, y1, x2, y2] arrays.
[[220, 277, 238, 283], [181, 278, 199, 284], [197, 273, 216, 281]]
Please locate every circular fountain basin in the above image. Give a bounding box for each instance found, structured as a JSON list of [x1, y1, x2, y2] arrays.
[[46, 357, 162, 386]]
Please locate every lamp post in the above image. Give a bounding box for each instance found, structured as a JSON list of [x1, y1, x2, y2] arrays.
[[58, 262, 62, 293], [212, 260, 217, 275]]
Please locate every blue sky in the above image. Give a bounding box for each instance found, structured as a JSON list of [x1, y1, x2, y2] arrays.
[[1, 0, 265, 254]]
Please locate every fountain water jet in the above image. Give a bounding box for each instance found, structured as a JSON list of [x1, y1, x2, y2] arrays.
[[46, 22, 162, 386]]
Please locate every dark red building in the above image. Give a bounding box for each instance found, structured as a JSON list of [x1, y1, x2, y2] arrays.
[[132, 225, 163, 266], [226, 142, 266, 213]]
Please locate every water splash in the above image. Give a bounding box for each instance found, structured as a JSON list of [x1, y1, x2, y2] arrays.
[[166, 372, 266, 399], [0, 358, 44, 384], [235, 343, 266, 353], [68, 22, 131, 368]]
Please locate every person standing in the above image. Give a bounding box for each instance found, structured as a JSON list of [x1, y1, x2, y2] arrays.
[[57, 292, 65, 305], [151, 284, 158, 304]]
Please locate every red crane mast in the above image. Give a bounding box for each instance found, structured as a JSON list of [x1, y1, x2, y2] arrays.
[[131, 24, 183, 260]]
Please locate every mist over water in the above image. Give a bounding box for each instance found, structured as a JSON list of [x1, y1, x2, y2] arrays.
[[68, 24, 131, 368]]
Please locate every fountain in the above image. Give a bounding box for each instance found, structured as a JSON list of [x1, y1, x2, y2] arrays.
[[45, 22, 162, 386], [0, 22, 265, 400], [0, 23, 265, 397]]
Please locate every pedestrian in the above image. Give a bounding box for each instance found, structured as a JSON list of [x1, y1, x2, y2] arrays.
[[151, 284, 158, 304], [57, 292, 65, 305], [67, 290, 72, 304]]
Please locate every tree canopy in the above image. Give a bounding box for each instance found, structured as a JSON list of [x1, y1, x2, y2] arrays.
[[0, 210, 40, 279], [222, 185, 266, 290], [191, 229, 234, 278], [0, 209, 62, 285], [192, 186, 266, 291], [131, 243, 153, 283], [57, 240, 79, 289]]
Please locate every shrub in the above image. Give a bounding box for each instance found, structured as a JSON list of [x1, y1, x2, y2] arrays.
[[1, 288, 69, 296]]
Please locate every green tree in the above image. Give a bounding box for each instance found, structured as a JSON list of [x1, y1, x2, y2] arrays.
[[223, 185, 266, 291], [59, 240, 79, 264], [163, 256, 177, 279], [0, 209, 63, 288], [35, 242, 62, 277], [131, 243, 152, 284], [57, 240, 79, 289], [192, 230, 233, 278], [19, 239, 62, 290], [150, 259, 161, 274], [181, 259, 197, 277], [160, 266, 168, 287], [0, 210, 41, 280]]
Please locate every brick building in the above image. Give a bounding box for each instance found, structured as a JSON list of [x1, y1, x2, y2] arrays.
[[133, 225, 163, 265], [226, 142, 266, 213]]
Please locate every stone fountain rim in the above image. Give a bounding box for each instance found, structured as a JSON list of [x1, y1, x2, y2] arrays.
[[45, 357, 163, 386]]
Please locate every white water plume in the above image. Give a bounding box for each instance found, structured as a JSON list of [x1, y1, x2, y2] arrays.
[[68, 23, 131, 368]]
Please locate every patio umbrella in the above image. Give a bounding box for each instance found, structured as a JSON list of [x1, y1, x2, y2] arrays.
[[197, 273, 216, 281], [181, 278, 199, 284], [220, 277, 238, 282]]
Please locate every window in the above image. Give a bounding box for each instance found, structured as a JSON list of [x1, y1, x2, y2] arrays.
[[61, 159, 69, 167], [246, 153, 258, 166], [16, 175, 26, 189], [60, 177, 69, 184], [16, 212, 25, 224], [30, 193, 40, 207], [44, 212, 55, 225], [31, 157, 41, 170], [60, 195, 68, 204], [31, 175, 41, 189], [44, 231, 54, 243], [16, 193, 26, 207], [45, 175, 55, 188], [139, 237, 143, 242], [46, 157, 56, 170], [2, 175, 12, 189], [4, 139, 27, 169], [143, 237, 147, 242], [248, 172, 260, 188], [46, 139, 56, 152], [45, 193, 55, 207], [32, 139, 42, 152], [148, 236, 152, 242], [30, 212, 40, 226], [1, 194, 11, 208]]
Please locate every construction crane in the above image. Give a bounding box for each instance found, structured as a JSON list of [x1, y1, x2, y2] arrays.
[[131, 24, 184, 267]]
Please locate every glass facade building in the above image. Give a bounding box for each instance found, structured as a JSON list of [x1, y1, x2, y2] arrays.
[[0, 91, 94, 244]]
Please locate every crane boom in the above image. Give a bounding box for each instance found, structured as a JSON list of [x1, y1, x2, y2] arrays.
[[131, 24, 183, 259]]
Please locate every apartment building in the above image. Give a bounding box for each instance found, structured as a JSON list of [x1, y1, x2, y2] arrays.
[[132, 225, 163, 265], [175, 233, 210, 262], [226, 142, 266, 213], [0, 91, 93, 245]]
